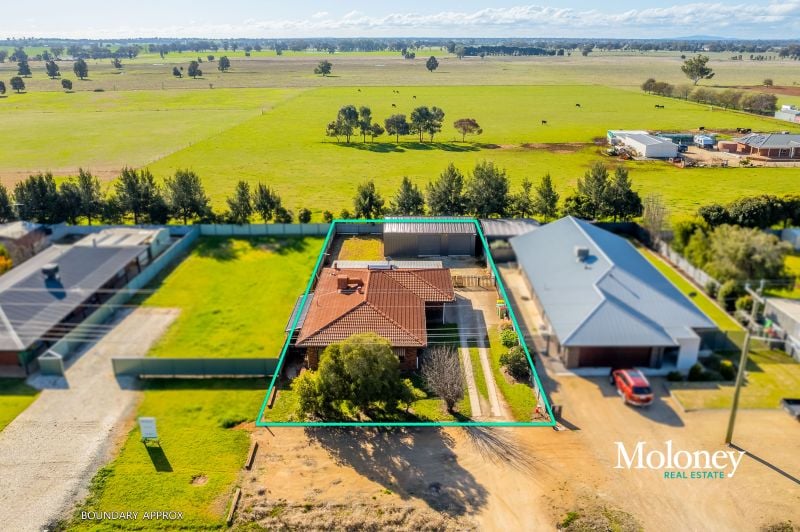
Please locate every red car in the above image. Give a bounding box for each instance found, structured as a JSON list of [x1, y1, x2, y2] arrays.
[[609, 369, 654, 406]]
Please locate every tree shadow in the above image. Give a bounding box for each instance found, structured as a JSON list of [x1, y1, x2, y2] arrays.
[[462, 426, 536, 474], [144, 442, 173, 472], [193, 236, 310, 261], [305, 427, 488, 516], [330, 141, 482, 153]]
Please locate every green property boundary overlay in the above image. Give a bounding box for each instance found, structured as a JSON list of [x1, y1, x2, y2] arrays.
[[255, 218, 556, 428]]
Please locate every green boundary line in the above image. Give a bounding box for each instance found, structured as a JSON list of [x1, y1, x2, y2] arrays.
[[255, 218, 556, 428]]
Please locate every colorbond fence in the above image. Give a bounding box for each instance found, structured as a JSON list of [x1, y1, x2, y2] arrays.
[[199, 224, 331, 236], [111, 357, 278, 377]]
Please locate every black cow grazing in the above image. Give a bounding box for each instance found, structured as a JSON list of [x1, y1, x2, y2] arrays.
[[655, 104, 665, 109], [541, 120, 548, 125], [575, 103, 581, 107], [357, 88, 361, 92], [413, 95, 417, 99], [392, 103, 397, 107], [699, 126, 705, 131]]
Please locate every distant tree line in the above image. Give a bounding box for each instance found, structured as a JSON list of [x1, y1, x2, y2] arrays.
[[641, 78, 778, 114]]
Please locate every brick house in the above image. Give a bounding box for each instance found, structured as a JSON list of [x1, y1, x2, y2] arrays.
[[295, 267, 455, 370], [733, 133, 800, 160]]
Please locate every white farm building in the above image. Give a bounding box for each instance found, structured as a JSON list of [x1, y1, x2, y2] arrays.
[[608, 130, 678, 158]]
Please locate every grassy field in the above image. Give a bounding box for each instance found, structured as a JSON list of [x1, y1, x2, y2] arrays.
[[638, 246, 743, 332], [65, 379, 265, 530], [143, 236, 323, 359], [670, 349, 800, 410], [0, 379, 39, 431]]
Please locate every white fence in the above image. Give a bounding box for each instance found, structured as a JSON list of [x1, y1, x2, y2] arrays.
[[657, 241, 720, 289]]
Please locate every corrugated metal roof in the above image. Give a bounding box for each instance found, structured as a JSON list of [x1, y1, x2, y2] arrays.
[[0, 245, 146, 351], [735, 133, 800, 149], [623, 133, 675, 146], [509, 217, 716, 348], [333, 260, 443, 269], [480, 219, 540, 238], [383, 218, 476, 234]]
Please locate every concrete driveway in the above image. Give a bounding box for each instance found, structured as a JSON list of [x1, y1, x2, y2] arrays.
[[0, 308, 177, 532]]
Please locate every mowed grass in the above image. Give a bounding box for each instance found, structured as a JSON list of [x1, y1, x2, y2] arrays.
[[487, 329, 538, 422], [670, 350, 800, 410], [66, 379, 266, 531], [766, 252, 800, 299], [638, 246, 742, 332], [336, 236, 384, 260], [143, 236, 323, 358], [0, 88, 297, 180], [0, 378, 39, 431], [146, 84, 800, 219]]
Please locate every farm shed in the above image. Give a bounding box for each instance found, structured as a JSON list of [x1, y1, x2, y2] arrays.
[[622, 134, 679, 158], [383, 220, 477, 257], [606, 130, 648, 145], [775, 105, 800, 123], [510, 217, 717, 370]]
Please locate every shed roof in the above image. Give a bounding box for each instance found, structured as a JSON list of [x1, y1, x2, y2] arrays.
[[0, 221, 42, 241], [623, 133, 675, 146], [383, 218, 476, 234], [0, 245, 145, 351], [480, 219, 540, 238], [509, 217, 716, 348]]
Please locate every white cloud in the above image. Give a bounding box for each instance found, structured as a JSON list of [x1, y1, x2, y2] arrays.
[[2, 2, 799, 38]]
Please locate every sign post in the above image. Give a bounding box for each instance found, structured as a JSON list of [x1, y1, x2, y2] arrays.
[[138, 417, 159, 445]]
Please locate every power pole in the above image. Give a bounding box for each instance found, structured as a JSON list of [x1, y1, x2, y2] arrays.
[[725, 280, 765, 445]]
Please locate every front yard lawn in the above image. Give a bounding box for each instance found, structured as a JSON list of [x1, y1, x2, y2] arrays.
[[0, 378, 39, 431], [487, 329, 538, 422], [670, 349, 800, 410], [65, 379, 266, 531], [143, 236, 323, 358]]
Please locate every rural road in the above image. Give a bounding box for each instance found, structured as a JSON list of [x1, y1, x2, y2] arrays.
[[0, 308, 177, 532]]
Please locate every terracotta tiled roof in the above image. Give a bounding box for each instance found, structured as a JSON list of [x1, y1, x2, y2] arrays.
[[296, 267, 454, 348]]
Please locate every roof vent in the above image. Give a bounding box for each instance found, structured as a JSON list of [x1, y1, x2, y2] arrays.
[[574, 246, 590, 262], [42, 263, 60, 280]]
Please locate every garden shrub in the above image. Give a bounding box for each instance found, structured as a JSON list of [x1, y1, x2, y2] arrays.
[[688, 362, 706, 381], [717, 280, 743, 311], [500, 345, 530, 381], [498, 321, 513, 331], [666, 371, 684, 382], [735, 295, 753, 313], [499, 328, 518, 348], [719, 359, 737, 380], [704, 280, 718, 298]]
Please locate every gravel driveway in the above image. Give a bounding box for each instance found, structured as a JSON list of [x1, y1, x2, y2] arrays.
[[0, 307, 178, 532]]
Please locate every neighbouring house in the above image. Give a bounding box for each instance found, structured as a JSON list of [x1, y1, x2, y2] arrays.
[[775, 104, 800, 124], [764, 298, 800, 361], [294, 266, 455, 370], [781, 228, 800, 251], [480, 218, 540, 262], [607, 130, 678, 158], [383, 219, 477, 257], [733, 133, 800, 160], [509, 217, 718, 370], [0, 227, 171, 373], [0, 221, 48, 265]]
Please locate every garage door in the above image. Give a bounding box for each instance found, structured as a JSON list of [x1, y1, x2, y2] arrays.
[[447, 234, 474, 256], [418, 234, 441, 256], [577, 346, 653, 367]]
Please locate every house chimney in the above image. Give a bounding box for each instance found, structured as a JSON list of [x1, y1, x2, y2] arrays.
[[42, 263, 60, 281], [336, 275, 349, 290]]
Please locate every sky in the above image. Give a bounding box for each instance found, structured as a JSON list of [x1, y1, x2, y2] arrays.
[[2, 1, 799, 40]]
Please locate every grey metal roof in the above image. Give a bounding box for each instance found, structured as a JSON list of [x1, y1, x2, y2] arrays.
[[480, 219, 540, 238], [383, 218, 476, 234], [0, 221, 42, 240], [509, 217, 716, 347], [623, 133, 674, 146], [735, 133, 800, 149], [332, 260, 443, 269], [0, 245, 145, 351], [285, 292, 313, 332]]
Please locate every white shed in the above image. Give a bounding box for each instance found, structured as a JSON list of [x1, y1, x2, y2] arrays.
[[621, 133, 678, 158]]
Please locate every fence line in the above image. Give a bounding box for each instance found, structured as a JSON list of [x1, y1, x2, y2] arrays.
[[657, 241, 721, 289], [199, 223, 331, 236], [111, 357, 278, 377]]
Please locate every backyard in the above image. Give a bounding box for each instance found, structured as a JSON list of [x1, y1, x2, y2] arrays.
[[143, 236, 324, 358], [0, 379, 39, 431], [63, 379, 266, 531]]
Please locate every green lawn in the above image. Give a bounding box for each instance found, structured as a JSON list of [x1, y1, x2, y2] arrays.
[[670, 350, 800, 410], [143, 236, 323, 358], [765, 252, 800, 299], [0, 378, 39, 431], [469, 347, 490, 403], [65, 379, 265, 531], [638, 246, 742, 332], [336, 235, 384, 260], [487, 329, 538, 422]]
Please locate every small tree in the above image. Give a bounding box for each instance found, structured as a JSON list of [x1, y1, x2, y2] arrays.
[[391, 176, 425, 215], [357, 106, 373, 143], [187, 61, 202, 78], [17, 60, 32, 77], [465, 161, 509, 218], [172, 66, 182, 78], [421, 346, 464, 413], [605, 167, 642, 221], [641, 194, 668, 246], [45, 60, 60, 79], [426, 55, 439, 72], [314, 60, 332, 76], [73, 58, 89, 80], [384, 114, 410, 142], [218, 56, 231, 71], [10, 77, 25, 93], [298, 208, 312, 223], [763, 78, 773, 87], [353, 180, 384, 219], [76, 168, 104, 225], [533, 173, 559, 222], [329, 104, 359, 143], [500, 346, 531, 381], [0, 81, 6, 96], [322, 210, 334, 223], [61, 79, 73, 91], [510, 178, 534, 218], [368, 123, 384, 142], [226, 181, 253, 224], [114, 167, 161, 224], [164, 169, 210, 224], [0, 184, 16, 222], [111, 57, 123, 69], [453, 118, 482, 142], [274, 206, 293, 223], [681, 54, 714, 85], [427, 163, 466, 215], [253, 183, 281, 222], [576, 161, 610, 220]]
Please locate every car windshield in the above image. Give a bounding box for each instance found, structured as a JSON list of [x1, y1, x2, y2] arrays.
[[633, 386, 652, 395]]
